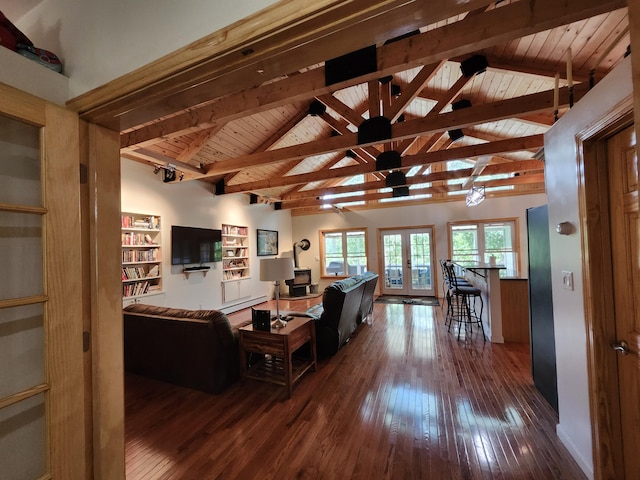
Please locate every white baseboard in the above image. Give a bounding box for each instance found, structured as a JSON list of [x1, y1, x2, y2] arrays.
[[556, 423, 594, 480]]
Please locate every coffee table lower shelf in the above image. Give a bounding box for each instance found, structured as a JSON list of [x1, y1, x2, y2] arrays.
[[245, 355, 315, 388], [239, 316, 317, 398]]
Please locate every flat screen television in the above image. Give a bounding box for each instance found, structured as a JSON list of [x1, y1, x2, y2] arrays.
[[171, 225, 223, 265]]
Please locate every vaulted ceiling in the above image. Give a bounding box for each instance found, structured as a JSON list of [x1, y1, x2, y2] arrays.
[[70, 0, 630, 215]]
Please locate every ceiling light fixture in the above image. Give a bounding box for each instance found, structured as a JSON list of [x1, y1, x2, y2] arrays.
[[466, 185, 485, 207], [152, 163, 184, 183]]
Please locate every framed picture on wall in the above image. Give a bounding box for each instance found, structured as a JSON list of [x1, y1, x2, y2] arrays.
[[257, 229, 278, 256]]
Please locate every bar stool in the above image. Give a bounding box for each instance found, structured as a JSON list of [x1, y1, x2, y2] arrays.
[[440, 259, 471, 324], [443, 262, 485, 341]]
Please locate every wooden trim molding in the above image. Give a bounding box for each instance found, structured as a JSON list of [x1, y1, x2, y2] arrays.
[[577, 103, 633, 480]]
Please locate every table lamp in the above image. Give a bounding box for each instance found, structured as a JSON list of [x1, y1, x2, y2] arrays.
[[260, 257, 294, 328]]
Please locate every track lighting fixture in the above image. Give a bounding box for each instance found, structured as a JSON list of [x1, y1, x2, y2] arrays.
[[152, 163, 184, 183]]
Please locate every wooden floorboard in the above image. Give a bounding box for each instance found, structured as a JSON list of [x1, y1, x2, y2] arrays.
[[125, 299, 587, 480]]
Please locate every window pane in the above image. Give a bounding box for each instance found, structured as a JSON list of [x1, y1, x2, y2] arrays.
[[0, 212, 43, 300], [0, 393, 47, 480], [0, 114, 41, 206], [323, 232, 344, 275], [450, 221, 518, 276], [346, 231, 367, 274], [451, 225, 479, 264], [0, 303, 45, 398]]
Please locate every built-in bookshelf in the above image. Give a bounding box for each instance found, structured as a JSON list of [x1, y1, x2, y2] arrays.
[[221, 224, 249, 281], [121, 213, 162, 301]]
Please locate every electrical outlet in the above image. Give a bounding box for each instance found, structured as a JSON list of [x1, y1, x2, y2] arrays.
[[561, 271, 573, 291]]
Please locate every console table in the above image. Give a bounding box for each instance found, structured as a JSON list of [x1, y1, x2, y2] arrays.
[[239, 316, 317, 397]]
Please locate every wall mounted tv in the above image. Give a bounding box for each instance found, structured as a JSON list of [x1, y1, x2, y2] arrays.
[[171, 225, 223, 265]]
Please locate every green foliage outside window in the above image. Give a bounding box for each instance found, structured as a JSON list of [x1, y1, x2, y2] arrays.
[[322, 229, 367, 276]]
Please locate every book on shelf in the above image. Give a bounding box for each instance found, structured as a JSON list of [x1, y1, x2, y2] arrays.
[[121, 215, 160, 229]]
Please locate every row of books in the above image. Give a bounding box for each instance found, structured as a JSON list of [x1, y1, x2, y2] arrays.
[[223, 270, 247, 280], [222, 225, 248, 236], [121, 215, 160, 229], [123, 281, 151, 297], [122, 249, 159, 263], [122, 266, 156, 280], [121, 232, 156, 246], [223, 259, 248, 269], [224, 247, 248, 257]]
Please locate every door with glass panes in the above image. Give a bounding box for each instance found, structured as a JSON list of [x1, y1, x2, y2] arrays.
[[380, 228, 435, 296], [0, 84, 84, 479]]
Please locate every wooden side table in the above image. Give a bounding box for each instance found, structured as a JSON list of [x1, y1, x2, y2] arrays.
[[239, 316, 317, 398]]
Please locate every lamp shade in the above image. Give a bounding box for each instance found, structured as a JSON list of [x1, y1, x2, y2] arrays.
[[260, 257, 294, 281]]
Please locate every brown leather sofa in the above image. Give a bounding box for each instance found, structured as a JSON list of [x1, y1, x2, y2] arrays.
[[123, 304, 250, 394], [306, 271, 378, 357]]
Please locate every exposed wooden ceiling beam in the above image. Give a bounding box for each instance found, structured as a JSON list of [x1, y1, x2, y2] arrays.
[[221, 137, 543, 194], [121, 149, 205, 177], [226, 108, 310, 183], [175, 125, 223, 164], [317, 111, 379, 162], [316, 94, 367, 130], [119, 0, 622, 146], [280, 160, 544, 201], [281, 172, 546, 209], [396, 74, 472, 154], [386, 61, 446, 123], [200, 83, 581, 178]]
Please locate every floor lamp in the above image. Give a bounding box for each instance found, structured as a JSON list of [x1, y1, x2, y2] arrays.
[[260, 257, 294, 328]]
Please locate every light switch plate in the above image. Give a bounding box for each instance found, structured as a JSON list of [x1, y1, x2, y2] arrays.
[[561, 270, 573, 291]]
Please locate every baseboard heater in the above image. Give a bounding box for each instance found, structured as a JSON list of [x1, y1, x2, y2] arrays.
[[219, 295, 268, 315]]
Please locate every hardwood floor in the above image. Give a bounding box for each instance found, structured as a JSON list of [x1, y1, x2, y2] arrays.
[[125, 298, 586, 479]]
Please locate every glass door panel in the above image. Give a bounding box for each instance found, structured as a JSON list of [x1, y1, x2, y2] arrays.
[[381, 228, 435, 296], [0, 212, 43, 301], [0, 393, 47, 480], [383, 233, 404, 291], [0, 112, 47, 479], [0, 303, 45, 397], [0, 115, 41, 206], [409, 232, 433, 293]]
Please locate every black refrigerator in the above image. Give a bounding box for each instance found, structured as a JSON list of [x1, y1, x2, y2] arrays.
[[526, 205, 558, 412]]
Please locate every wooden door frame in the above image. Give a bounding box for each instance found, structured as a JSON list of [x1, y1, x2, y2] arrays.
[[577, 101, 633, 480]]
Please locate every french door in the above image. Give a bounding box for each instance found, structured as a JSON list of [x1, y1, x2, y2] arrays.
[[0, 84, 84, 478], [380, 227, 435, 296]]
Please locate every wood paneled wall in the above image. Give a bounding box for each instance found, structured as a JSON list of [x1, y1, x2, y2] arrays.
[[500, 278, 530, 344]]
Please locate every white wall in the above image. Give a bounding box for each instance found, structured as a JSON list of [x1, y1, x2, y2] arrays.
[[291, 193, 546, 293], [121, 159, 292, 312], [13, 0, 277, 97], [543, 57, 632, 480]]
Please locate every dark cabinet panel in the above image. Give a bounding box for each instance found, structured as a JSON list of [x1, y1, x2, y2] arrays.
[[527, 205, 558, 412]]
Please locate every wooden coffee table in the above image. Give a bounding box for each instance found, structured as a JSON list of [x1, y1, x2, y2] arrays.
[[239, 316, 317, 398]]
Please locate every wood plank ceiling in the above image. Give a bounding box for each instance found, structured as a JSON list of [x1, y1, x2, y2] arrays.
[[76, 0, 630, 215]]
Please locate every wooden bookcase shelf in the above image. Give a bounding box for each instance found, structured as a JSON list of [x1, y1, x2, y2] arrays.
[[221, 224, 250, 281], [121, 212, 162, 301]]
